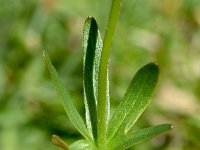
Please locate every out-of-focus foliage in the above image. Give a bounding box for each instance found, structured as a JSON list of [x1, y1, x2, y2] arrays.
[[0, 0, 200, 150]]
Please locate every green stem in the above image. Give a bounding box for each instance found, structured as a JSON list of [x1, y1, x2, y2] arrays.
[[97, 0, 122, 148]]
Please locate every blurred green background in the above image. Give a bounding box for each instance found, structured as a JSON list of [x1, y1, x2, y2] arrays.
[[0, 0, 200, 149]]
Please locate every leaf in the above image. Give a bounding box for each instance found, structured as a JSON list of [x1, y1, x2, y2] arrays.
[[83, 17, 110, 141], [111, 124, 173, 150], [69, 139, 96, 150], [107, 63, 159, 141], [52, 135, 68, 150], [83, 17, 99, 141], [43, 52, 92, 141]]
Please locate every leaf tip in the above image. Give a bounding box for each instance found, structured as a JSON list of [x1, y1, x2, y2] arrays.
[[42, 50, 49, 62], [146, 62, 159, 71], [52, 134, 68, 150], [87, 16, 93, 19], [142, 62, 160, 81], [161, 124, 173, 131], [169, 124, 174, 129], [85, 16, 93, 23], [42, 50, 46, 57], [85, 16, 97, 26]]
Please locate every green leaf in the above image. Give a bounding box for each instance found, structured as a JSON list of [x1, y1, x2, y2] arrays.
[[97, 0, 122, 147], [83, 17, 110, 141], [107, 63, 159, 142], [83, 17, 99, 141], [111, 124, 173, 150], [43, 52, 92, 141], [69, 139, 96, 150]]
